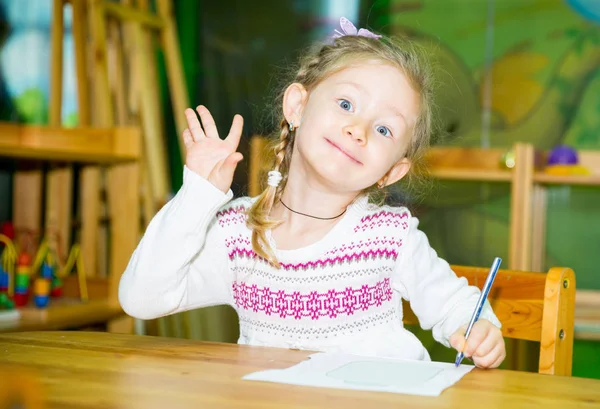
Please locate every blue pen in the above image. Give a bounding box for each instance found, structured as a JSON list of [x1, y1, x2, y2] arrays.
[[454, 256, 502, 367]]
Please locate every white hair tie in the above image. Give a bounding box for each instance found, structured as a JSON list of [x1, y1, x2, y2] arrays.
[[267, 170, 283, 187]]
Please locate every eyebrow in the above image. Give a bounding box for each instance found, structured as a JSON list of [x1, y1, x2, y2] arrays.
[[336, 81, 408, 122]]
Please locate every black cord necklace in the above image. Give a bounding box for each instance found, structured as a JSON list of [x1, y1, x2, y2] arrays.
[[279, 199, 346, 221]]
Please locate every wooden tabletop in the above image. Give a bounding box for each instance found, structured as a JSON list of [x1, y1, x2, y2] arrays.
[[1, 331, 599, 409]]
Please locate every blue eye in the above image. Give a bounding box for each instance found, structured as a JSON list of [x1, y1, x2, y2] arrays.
[[338, 99, 353, 111], [376, 125, 391, 137]]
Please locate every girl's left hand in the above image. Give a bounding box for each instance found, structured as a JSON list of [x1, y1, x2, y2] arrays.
[[449, 319, 506, 369]]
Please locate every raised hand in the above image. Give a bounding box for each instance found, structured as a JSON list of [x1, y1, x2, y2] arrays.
[[182, 105, 244, 193]]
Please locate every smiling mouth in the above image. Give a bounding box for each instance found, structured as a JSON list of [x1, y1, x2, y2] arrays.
[[325, 138, 362, 165]]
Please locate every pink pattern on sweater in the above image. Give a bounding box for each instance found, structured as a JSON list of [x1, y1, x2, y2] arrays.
[[323, 237, 403, 256], [228, 247, 399, 269], [232, 278, 393, 319], [216, 205, 246, 227], [354, 210, 409, 232]]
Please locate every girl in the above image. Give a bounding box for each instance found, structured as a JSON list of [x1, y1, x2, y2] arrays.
[[119, 18, 506, 368]]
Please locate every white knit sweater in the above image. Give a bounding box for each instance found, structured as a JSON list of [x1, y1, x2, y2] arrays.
[[119, 166, 501, 361]]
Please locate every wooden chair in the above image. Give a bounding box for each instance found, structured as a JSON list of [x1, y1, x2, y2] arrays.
[[403, 265, 576, 376]]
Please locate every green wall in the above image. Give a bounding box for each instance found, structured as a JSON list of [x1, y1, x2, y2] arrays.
[[379, 0, 600, 379]]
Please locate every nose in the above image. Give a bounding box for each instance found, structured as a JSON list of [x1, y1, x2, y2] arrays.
[[343, 123, 367, 145]]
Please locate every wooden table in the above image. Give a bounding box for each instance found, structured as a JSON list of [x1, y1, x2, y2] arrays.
[[1, 332, 599, 409]]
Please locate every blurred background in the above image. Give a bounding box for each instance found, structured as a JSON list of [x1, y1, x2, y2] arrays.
[[0, 0, 598, 379]]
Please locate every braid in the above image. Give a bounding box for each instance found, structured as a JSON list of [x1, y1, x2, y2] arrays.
[[246, 119, 294, 268]]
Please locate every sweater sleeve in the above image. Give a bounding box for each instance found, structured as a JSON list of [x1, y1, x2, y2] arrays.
[[392, 215, 502, 347], [118, 166, 234, 320]]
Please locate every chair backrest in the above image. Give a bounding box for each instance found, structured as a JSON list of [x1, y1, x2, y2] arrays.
[[402, 265, 575, 376]]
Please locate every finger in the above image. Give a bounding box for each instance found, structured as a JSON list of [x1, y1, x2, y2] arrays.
[[474, 344, 505, 369], [472, 333, 501, 359], [225, 114, 244, 149], [197, 105, 219, 139], [182, 128, 193, 148], [463, 326, 490, 358], [185, 108, 205, 141], [489, 348, 506, 369]]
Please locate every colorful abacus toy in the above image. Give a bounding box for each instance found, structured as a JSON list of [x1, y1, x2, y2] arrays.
[[0, 231, 17, 312], [0, 223, 88, 313], [13, 252, 32, 307]]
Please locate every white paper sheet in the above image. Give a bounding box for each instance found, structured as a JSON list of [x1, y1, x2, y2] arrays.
[[243, 352, 474, 396]]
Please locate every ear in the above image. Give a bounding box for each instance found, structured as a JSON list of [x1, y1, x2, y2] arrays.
[[283, 83, 308, 126], [380, 157, 411, 186]]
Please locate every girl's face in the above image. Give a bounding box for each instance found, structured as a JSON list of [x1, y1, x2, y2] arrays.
[[285, 60, 420, 195]]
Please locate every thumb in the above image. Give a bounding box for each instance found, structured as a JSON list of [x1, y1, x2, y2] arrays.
[[450, 328, 467, 352], [211, 152, 243, 190], [223, 151, 243, 170]]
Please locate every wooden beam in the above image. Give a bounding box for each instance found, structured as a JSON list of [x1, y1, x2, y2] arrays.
[[131, 23, 170, 209], [0, 123, 141, 162], [72, 0, 102, 279], [102, 1, 165, 29], [46, 0, 72, 262], [509, 143, 535, 271], [157, 0, 190, 161]]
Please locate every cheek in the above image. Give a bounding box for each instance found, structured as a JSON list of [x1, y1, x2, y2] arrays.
[[302, 101, 338, 129], [369, 139, 400, 162], [365, 143, 403, 173], [295, 111, 337, 148]]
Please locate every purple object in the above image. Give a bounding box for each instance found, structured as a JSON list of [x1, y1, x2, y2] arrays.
[[333, 17, 382, 40], [547, 145, 578, 165]]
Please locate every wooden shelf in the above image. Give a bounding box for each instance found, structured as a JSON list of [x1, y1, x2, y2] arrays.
[[0, 122, 141, 163], [430, 168, 512, 182], [430, 168, 600, 185], [61, 276, 110, 300], [0, 276, 118, 333], [426, 146, 511, 182], [0, 299, 124, 333], [534, 173, 600, 186], [426, 146, 600, 186]]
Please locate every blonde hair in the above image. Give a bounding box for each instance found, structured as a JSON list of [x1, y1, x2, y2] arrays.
[[247, 33, 435, 267]]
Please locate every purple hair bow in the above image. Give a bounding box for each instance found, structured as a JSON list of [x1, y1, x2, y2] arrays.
[[333, 17, 382, 40]]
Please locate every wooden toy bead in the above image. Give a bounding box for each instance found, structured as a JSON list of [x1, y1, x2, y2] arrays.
[[50, 286, 63, 297], [17, 252, 31, 266], [34, 294, 49, 308], [34, 278, 51, 296], [15, 273, 30, 289], [41, 263, 54, 279], [0, 221, 14, 239], [50, 277, 63, 297], [13, 292, 28, 307], [16, 265, 29, 275], [0, 271, 8, 289], [0, 293, 15, 310]]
